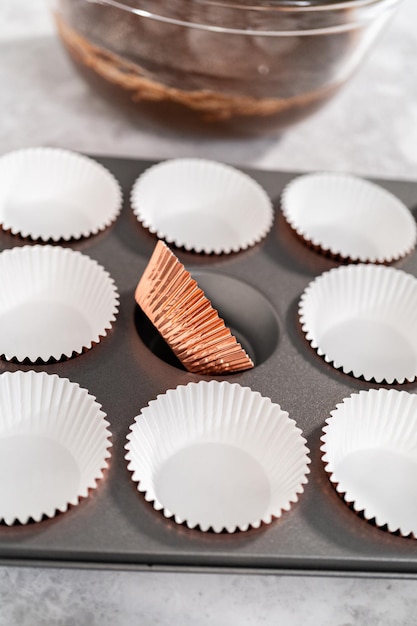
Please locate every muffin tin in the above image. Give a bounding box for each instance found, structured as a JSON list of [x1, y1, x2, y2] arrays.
[[2, 154, 417, 576]]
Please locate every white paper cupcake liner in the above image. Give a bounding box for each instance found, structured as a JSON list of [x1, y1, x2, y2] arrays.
[[0, 147, 122, 241], [0, 370, 112, 525], [299, 263, 417, 384], [130, 158, 273, 254], [125, 380, 310, 533], [281, 172, 417, 263], [321, 389, 417, 538], [0, 245, 119, 362]]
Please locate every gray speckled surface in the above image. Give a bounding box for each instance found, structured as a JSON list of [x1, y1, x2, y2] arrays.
[[2, 566, 417, 626], [1, 0, 417, 181], [2, 0, 417, 623]]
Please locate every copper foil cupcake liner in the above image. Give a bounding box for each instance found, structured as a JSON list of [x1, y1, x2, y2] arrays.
[[135, 241, 254, 374]]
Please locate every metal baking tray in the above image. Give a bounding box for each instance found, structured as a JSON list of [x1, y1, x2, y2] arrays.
[[2, 154, 417, 577]]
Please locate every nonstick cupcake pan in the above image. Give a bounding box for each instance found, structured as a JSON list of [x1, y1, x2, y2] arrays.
[[2, 154, 417, 577]]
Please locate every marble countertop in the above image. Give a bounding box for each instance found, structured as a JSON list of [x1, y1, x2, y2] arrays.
[[1, 0, 417, 624]]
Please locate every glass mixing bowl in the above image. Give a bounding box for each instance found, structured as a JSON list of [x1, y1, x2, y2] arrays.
[[53, 0, 401, 133]]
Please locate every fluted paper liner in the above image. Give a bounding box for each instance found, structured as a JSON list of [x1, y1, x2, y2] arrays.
[[130, 158, 273, 254], [321, 389, 417, 538], [135, 241, 254, 374], [281, 172, 417, 263], [0, 147, 122, 241], [0, 245, 119, 362], [299, 263, 417, 384], [0, 370, 112, 525], [125, 380, 310, 533]]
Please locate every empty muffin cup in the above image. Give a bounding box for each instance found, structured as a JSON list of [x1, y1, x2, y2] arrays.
[[0, 245, 119, 362], [0, 370, 112, 525], [322, 388, 417, 538], [0, 147, 122, 241], [125, 380, 311, 533], [299, 264, 417, 384], [130, 158, 273, 254], [281, 172, 417, 263]]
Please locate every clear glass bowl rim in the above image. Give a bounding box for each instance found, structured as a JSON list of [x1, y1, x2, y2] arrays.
[[82, 0, 402, 35]]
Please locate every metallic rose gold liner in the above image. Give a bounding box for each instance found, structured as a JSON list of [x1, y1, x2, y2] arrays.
[[135, 241, 254, 374]]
